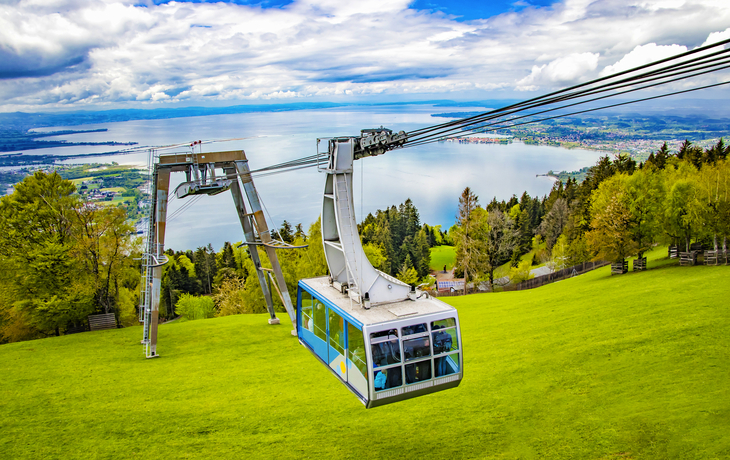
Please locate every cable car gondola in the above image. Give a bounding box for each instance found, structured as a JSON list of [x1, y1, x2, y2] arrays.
[[296, 135, 462, 407], [297, 277, 462, 408]]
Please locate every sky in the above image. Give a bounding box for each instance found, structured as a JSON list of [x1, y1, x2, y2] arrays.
[[1, 0, 729, 112]]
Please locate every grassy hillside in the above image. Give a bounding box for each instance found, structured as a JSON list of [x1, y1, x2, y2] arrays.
[[430, 245, 456, 271], [1, 247, 728, 459]]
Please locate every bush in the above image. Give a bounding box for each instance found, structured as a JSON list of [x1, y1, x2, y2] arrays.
[[509, 260, 535, 284], [174, 294, 215, 321]]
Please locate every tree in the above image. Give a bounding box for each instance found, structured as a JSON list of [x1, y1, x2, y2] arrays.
[[194, 246, 216, 294], [414, 228, 431, 279], [660, 162, 698, 251], [538, 198, 570, 250], [566, 235, 591, 266], [294, 223, 307, 241], [401, 199, 420, 237], [0, 172, 94, 339], [475, 208, 520, 290], [71, 203, 135, 318], [549, 234, 569, 271], [175, 293, 215, 320], [624, 168, 664, 258], [396, 254, 419, 287], [689, 159, 730, 252], [586, 176, 637, 262], [363, 243, 387, 272], [645, 142, 670, 170], [677, 139, 704, 169], [279, 220, 294, 243], [454, 187, 479, 294], [508, 259, 534, 285], [218, 241, 237, 270], [214, 277, 249, 316]]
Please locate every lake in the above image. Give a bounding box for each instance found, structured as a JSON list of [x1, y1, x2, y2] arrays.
[[30, 104, 607, 250]]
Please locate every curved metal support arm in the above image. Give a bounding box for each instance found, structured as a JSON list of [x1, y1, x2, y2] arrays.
[[321, 138, 411, 307]]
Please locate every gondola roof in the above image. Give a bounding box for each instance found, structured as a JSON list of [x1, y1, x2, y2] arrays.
[[300, 276, 455, 327]]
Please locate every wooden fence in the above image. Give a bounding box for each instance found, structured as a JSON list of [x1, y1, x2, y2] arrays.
[[611, 260, 628, 275], [432, 261, 609, 297], [504, 261, 610, 291], [704, 250, 728, 265]]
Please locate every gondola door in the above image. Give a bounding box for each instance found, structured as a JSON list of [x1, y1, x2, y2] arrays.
[[327, 309, 347, 382]]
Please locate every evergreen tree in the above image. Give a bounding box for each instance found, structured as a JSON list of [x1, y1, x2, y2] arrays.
[[454, 187, 479, 294], [294, 223, 307, 241], [219, 242, 237, 270], [279, 220, 294, 243], [538, 198, 570, 250]]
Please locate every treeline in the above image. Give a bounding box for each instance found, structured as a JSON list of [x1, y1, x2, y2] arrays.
[[0, 172, 139, 343], [452, 139, 730, 290], [158, 221, 328, 320], [359, 199, 451, 284], [160, 199, 450, 320]]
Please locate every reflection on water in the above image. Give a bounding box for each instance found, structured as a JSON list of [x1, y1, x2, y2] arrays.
[[29, 105, 607, 250]]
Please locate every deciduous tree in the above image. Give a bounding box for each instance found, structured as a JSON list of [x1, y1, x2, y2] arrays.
[[586, 176, 637, 262]]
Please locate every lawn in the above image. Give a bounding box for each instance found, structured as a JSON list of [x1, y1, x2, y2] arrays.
[[430, 245, 456, 271], [494, 240, 548, 278], [1, 248, 728, 459]]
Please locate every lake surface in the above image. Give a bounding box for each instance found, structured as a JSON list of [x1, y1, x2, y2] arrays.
[[30, 104, 607, 250]]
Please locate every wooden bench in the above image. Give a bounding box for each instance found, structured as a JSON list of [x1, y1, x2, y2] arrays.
[[633, 257, 647, 271], [668, 246, 678, 259], [88, 313, 117, 331], [679, 251, 698, 266], [704, 250, 728, 265], [611, 260, 628, 275]]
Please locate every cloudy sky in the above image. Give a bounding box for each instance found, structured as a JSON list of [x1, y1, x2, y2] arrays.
[[1, 0, 729, 111]]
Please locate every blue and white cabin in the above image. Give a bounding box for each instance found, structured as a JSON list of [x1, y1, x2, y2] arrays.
[[297, 276, 463, 408]]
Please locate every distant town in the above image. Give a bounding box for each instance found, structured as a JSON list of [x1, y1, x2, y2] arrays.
[[434, 112, 729, 161]]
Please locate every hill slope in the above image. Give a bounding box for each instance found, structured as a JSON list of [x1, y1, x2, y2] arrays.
[[1, 248, 728, 459]]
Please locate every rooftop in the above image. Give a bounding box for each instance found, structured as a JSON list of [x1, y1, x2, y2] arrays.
[[300, 276, 455, 327]]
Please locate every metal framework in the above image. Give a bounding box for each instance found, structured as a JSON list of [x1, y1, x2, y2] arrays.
[[320, 136, 412, 308], [139, 149, 297, 358]]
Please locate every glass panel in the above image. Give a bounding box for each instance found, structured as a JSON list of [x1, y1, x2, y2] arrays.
[[402, 323, 427, 336], [300, 290, 313, 333], [328, 309, 345, 356], [313, 300, 327, 341], [371, 329, 398, 340], [431, 318, 456, 330], [371, 338, 401, 368], [435, 353, 460, 378], [347, 323, 368, 396], [328, 309, 346, 379], [432, 327, 458, 355], [403, 337, 431, 361], [405, 360, 432, 384], [374, 367, 403, 391]]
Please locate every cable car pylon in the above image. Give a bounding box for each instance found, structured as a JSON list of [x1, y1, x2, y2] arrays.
[[138, 148, 302, 358]]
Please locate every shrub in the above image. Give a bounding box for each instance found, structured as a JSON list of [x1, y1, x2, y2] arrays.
[[174, 294, 215, 321]]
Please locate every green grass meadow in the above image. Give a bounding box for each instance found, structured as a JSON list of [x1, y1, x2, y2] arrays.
[[1, 248, 728, 459], [430, 245, 456, 271]]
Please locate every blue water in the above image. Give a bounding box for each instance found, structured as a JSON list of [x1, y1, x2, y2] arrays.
[[29, 104, 606, 250]]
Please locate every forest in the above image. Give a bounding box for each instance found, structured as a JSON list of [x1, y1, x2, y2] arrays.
[[450, 139, 730, 291]]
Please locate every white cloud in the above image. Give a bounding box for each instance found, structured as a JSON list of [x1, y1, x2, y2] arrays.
[[701, 27, 730, 47], [0, 0, 730, 110], [517, 53, 599, 90], [600, 43, 688, 76]]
